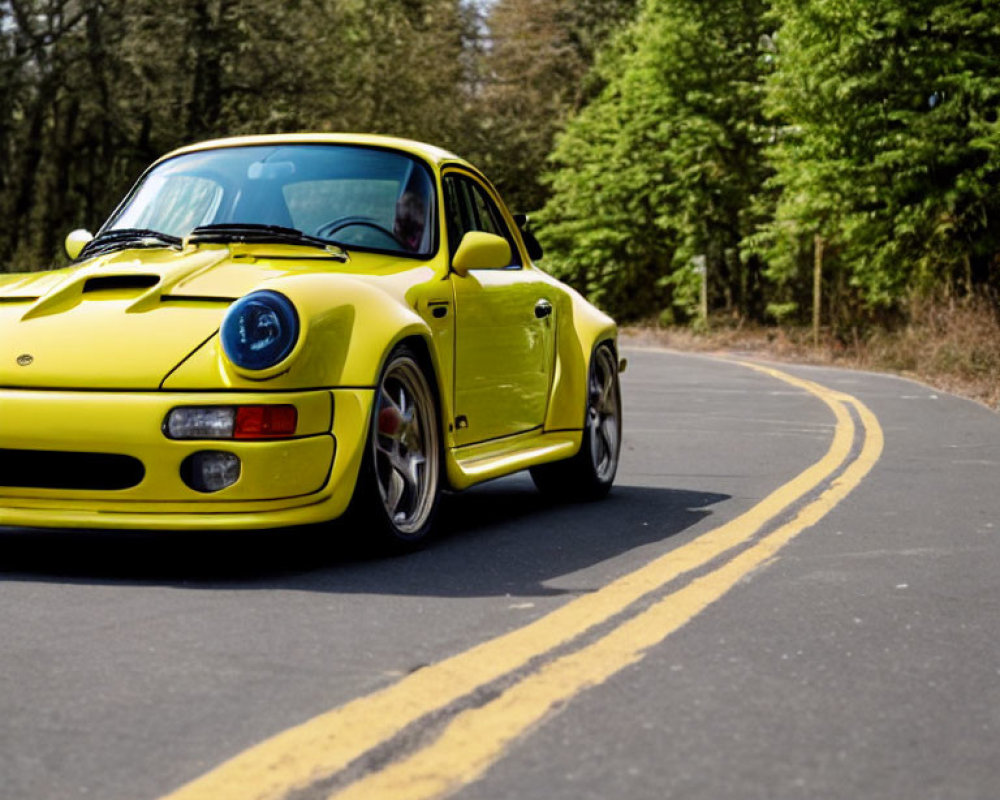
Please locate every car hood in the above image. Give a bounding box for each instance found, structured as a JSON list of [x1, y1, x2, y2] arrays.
[[0, 246, 396, 390]]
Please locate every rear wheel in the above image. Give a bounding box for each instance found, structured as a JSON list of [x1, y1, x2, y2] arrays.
[[530, 343, 621, 500], [347, 345, 441, 550]]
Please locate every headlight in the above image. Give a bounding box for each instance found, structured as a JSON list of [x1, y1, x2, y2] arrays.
[[221, 291, 299, 371]]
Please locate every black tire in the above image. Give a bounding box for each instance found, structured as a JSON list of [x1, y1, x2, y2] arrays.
[[530, 343, 622, 501], [345, 344, 442, 551]]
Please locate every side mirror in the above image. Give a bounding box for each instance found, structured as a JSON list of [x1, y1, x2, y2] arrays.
[[452, 232, 512, 277], [65, 229, 94, 260], [513, 214, 543, 261]]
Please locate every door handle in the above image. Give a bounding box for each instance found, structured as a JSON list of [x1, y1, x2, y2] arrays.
[[534, 299, 553, 319]]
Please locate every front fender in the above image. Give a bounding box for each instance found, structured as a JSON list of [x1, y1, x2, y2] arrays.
[[162, 273, 434, 391]]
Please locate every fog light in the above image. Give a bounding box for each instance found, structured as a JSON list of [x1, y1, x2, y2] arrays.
[[181, 451, 241, 493]]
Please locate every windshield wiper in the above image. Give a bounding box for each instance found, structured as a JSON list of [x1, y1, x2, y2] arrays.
[[79, 228, 182, 260], [187, 224, 348, 261]]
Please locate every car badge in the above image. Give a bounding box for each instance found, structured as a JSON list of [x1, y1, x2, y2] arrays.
[[16, 354, 33, 366]]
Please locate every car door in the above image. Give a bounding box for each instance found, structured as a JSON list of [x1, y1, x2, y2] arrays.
[[444, 171, 556, 446]]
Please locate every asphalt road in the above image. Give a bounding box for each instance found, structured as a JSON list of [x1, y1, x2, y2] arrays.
[[2, 347, 999, 800]]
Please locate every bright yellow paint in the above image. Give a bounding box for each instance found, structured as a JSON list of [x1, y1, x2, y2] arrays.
[[0, 134, 615, 530], [156, 359, 880, 800], [0, 389, 371, 530], [447, 430, 581, 490], [63, 228, 93, 259], [451, 267, 555, 444], [0, 388, 332, 478], [160, 133, 463, 172], [450, 231, 511, 275]]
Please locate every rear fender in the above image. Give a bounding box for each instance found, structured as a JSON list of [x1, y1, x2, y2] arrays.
[[544, 286, 617, 432]]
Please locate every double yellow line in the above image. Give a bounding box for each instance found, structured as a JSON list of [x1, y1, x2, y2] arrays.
[[160, 359, 883, 800]]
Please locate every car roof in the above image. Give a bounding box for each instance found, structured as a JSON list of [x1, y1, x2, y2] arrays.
[[157, 133, 470, 170]]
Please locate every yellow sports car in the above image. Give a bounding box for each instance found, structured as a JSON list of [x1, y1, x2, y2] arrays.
[[0, 134, 621, 548]]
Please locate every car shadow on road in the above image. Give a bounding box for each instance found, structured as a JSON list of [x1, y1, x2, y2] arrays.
[[0, 476, 729, 598]]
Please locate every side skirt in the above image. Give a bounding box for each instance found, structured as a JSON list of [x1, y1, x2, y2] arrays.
[[445, 429, 582, 491]]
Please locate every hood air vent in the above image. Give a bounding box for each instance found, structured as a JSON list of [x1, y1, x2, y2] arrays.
[[83, 275, 160, 293]]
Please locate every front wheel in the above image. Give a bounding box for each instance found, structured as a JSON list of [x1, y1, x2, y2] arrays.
[[346, 345, 441, 550], [530, 343, 621, 500]]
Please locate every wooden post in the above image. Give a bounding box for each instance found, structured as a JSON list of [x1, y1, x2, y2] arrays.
[[813, 234, 824, 348], [693, 254, 708, 327]]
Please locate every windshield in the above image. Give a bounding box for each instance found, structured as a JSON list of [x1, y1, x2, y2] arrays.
[[104, 144, 437, 257]]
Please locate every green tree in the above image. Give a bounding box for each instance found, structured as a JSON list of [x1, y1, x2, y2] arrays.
[[295, 0, 473, 144], [539, 0, 774, 321], [469, 0, 638, 212], [760, 0, 1000, 321], [0, 0, 477, 270]]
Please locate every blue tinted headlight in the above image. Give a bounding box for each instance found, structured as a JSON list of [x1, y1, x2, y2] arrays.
[[221, 291, 299, 371]]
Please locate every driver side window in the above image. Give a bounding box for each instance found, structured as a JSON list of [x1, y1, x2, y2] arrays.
[[443, 174, 521, 268]]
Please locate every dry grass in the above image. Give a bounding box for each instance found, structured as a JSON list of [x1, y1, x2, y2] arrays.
[[622, 297, 1000, 411]]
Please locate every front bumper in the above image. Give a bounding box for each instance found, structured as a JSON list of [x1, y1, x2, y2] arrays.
[[0, 387, 374, 530]]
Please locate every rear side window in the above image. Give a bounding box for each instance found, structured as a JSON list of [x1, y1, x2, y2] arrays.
[[443, 174, 521, 267]]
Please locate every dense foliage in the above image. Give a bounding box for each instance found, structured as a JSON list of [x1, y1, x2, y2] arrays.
[[759, 0, 1000, 328], [541, 0, 1000, 325], [0, 0, 475, 269], [470, 0, 638, 211], [2, 0, 998, 331], [539, 0, 773, 321]]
